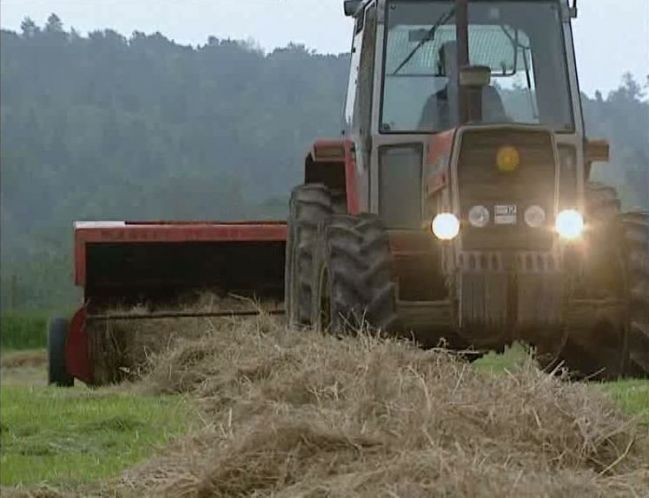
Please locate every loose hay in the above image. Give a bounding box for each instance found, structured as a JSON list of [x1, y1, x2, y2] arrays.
[[113, 316, 649, 497], [88, 294, 263, 385]]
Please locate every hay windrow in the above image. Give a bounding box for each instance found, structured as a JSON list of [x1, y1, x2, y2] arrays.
[[112, 316, 649, 497], [88, 294, 260, 384]]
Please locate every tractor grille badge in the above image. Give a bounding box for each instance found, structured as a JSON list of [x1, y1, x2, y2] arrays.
[[496, 145, 520, 172]]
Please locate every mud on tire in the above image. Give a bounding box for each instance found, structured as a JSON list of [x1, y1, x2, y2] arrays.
[[311, 214, 397, 334], [285, 184, 335, 328]]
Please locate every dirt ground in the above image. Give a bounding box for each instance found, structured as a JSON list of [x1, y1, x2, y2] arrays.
[[1, 350, 48, 386]]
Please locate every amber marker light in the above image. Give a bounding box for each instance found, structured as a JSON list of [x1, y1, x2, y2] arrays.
[[496, 145, 520, 173]]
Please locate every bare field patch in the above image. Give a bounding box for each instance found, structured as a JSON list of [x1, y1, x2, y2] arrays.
[[1, 350, 48, 386], [1, 350, 47, 370]]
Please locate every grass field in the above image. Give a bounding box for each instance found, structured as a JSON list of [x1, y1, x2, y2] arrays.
[[601, 379, 649, 426], [0, 357, 196, 489], [0, 312, 49, 351]]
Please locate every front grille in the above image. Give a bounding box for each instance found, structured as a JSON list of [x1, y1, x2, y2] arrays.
[[458, 129, 556, 251]]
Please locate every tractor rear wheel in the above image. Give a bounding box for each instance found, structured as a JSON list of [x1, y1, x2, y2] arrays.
[[540, 184, 648, 379], [622, 211, 649, 374], [285, 184, 335, 328], [584, 181, 624, 293], [47, 318, 74, 387], [311, 214, 397, 333]]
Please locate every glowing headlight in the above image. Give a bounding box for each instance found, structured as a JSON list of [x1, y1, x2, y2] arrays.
[[524, 205, 546, 228], [468, 205, 490, 228], [555, 209, 584, 240], [432, 213, 460, 240]]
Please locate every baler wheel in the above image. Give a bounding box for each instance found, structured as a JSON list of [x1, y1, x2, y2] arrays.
[[311, 214, 397, 333], [47, 318, 74, 387], [285, 184, 335, 328]]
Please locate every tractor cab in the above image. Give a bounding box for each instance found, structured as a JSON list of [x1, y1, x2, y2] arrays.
[[341, 0, 587, 223], [378, 0, 576, 132]]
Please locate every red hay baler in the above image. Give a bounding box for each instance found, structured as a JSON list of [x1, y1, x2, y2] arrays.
[[51, 220, 287, 386], [48, 139, 354, 387]]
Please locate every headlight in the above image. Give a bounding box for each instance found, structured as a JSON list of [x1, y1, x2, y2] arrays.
[[468, 205, 490, 228], [555, 209, 584, 240], [432, 213, 460, 240], [524, 205, 546, 228]]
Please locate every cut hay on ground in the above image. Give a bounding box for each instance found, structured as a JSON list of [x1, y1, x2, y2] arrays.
[[107, 315, 649, 497], [88, 294, 269, 385]]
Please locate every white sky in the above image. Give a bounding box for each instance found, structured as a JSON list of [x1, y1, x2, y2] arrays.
[[1, 0, 647, 96]]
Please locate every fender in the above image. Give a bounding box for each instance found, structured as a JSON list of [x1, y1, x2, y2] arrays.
[[305, 139, 359, 214]]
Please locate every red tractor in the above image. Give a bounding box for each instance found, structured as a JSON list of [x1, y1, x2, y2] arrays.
[[49, 0, 649, 387]]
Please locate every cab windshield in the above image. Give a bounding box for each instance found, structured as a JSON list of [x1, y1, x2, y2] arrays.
[[381, 0, 575, 132]]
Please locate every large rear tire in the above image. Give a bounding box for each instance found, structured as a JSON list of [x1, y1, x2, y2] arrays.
[[48, 318, 74, 387], [285, 184, 335, 328], [622, 211, 649, 374], [542, 184, 648, 379], [311, 214, 397, 333], [584, 182, 623, 293]]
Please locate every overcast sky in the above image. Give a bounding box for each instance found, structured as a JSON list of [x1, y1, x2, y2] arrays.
[[1, 0, 647, 96]]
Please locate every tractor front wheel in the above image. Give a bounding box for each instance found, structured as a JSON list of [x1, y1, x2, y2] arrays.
[[285, 184, 335, 328], [47, 318, 74, 387], [311, 214, 397, 334]]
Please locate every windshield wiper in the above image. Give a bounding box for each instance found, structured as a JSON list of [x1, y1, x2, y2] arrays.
[[391, 6, 456, 76]]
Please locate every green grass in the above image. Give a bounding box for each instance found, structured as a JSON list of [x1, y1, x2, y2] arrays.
[[0, 312, 49, 351], [0, 385, 195, 488], [476, 346, 649, 426], [601, 380, 649, 427], [474, 343, 529, 373]]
